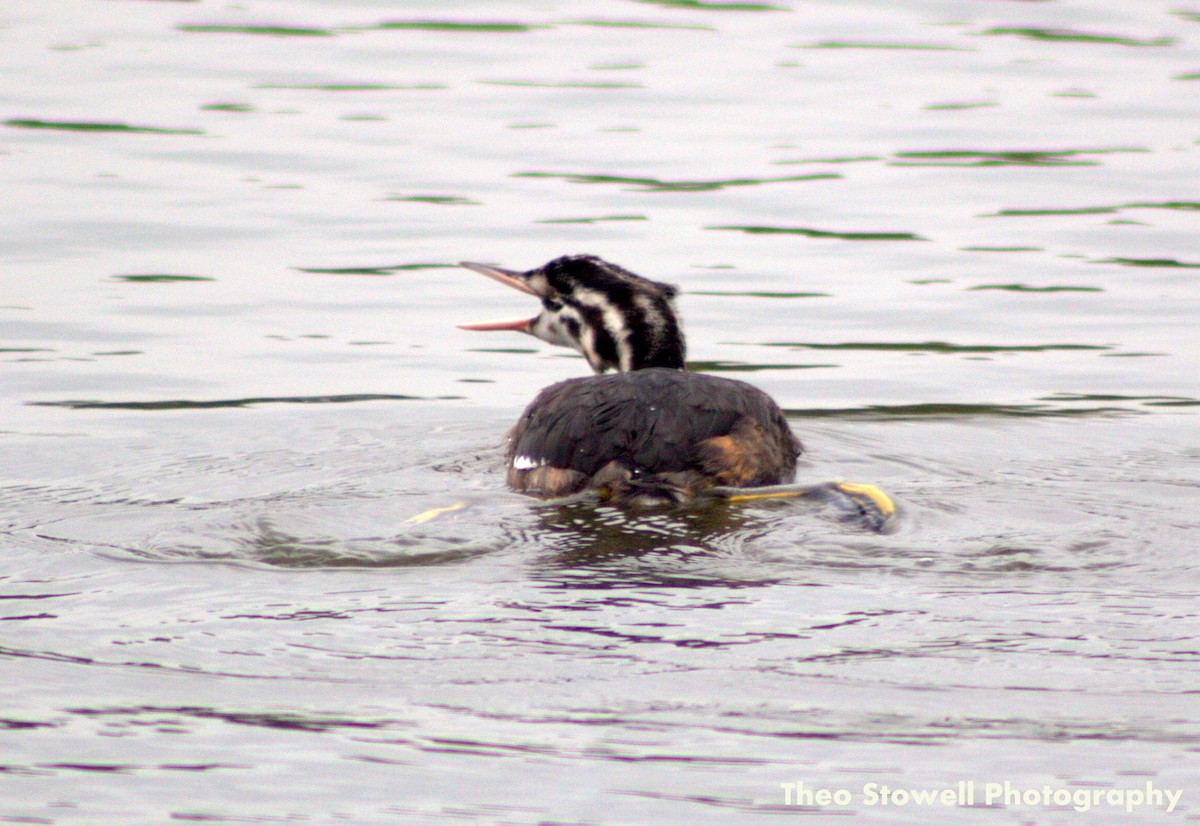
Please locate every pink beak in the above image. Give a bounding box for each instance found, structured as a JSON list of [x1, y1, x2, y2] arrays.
[[457, 316, 533, 333], [458, 261, 539, 333]]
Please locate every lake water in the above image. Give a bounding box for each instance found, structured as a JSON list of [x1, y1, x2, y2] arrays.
[[2, 0, 1199, 822]]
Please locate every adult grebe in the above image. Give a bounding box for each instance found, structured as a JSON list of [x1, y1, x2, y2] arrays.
[[458, 255, 802, 505]]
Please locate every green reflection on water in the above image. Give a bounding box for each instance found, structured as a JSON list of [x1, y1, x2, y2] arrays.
[[773, 155, 883, 166], [785, 402, 1138, 420], [537, 215, 648, 224], [960, 246, 1043, 252], [257, 83, 445, 92], [924, 101, 998, 110], [480, 80, 644, 89], [295, 263, 454, 275], [5, 119, 203, 135], [201, 103, 255, 113], [467, 348, 539, 354], [803, 41, 970, 51], [514, 171, 838, 192], [31, 394, 459, 411], [563, 19, 714, 31], [373, 21, 540, 32], [892, 148, 1145, 167], [631, 0, 783, 10], [710, 225, 926, 241], [763, 341, 1110, 354], [987, 201, 1200, 216], [113, 274, 215, 283], [688, 361, 834, 373], [177, 25, 336, 37], [1047, 393, 1198, 407], [689, 290, 830, 298], [1095, 258, 1200, 269], [388, 195, 480, 205], [966, 284, 1103, 293], [991, 206, 1118, 216], [982, 27, 1175, 47]]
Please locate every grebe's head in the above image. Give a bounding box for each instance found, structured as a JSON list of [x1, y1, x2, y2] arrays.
[[459, 255, 685, 373]]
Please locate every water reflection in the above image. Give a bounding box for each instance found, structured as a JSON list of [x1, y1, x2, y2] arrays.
[[965, 283, 1102, 293], [801, 41, 969, 51], [1096, 256, 1200, 269], [632, 0, 783, 11], [710, 224, 926, 240], [890, 148, 1146, 167], [512, 171, 839, 191], [4, 119, 204, 135], [763, 341, 1109, 354], [176, 25, 339, 37], [238, 515, 498, 569], [785, 401, 1140, 419], [985, 201, 1200, 216], [31, 394, 448, 410], [112, 274, 215, 282], [529, 498, 757, 563], [981, 27, 1175, 47], [294, 263, 454, 275]]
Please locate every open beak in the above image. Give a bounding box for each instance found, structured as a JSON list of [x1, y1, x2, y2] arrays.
[[458, 261, 538, 333], [459, 262, 538, 296]]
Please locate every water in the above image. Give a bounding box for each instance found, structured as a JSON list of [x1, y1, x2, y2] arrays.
[[3, 0, 1199, 822]]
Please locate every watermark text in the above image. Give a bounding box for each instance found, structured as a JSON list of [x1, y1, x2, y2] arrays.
[[779, 780, 1182, 814]]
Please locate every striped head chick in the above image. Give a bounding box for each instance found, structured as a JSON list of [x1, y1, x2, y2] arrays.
[[459, 255, 686, 373]]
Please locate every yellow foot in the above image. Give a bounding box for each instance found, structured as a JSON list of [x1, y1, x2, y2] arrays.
[[405, 501, 467, 524], [823, 482, 896, 533], [708, 481, 897, 533]]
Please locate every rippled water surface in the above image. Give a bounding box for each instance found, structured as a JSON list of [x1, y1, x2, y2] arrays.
[[3, 0, 1200, 823]]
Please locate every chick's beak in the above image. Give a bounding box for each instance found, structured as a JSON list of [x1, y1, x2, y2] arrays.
[[458, 261, 538, 333], [459, 262, 538, 296]]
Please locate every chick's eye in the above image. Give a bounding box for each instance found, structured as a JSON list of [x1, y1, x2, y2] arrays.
[[543, 296, 562, 311]]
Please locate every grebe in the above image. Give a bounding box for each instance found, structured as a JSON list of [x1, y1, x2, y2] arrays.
[[459, 255, 802, 505]]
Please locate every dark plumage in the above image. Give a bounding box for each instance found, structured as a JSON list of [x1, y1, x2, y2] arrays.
[[459, 255, 803, 504]]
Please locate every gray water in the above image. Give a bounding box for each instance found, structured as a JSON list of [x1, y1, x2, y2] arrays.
[[3, 1, 1200, 823]]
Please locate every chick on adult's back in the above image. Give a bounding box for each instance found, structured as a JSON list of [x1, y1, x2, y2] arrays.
[[459, 255, 801, 504]]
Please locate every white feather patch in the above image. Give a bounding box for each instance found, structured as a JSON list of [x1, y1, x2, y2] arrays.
[[512, 455, 542, 470], [574, 285, 633, 370]]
